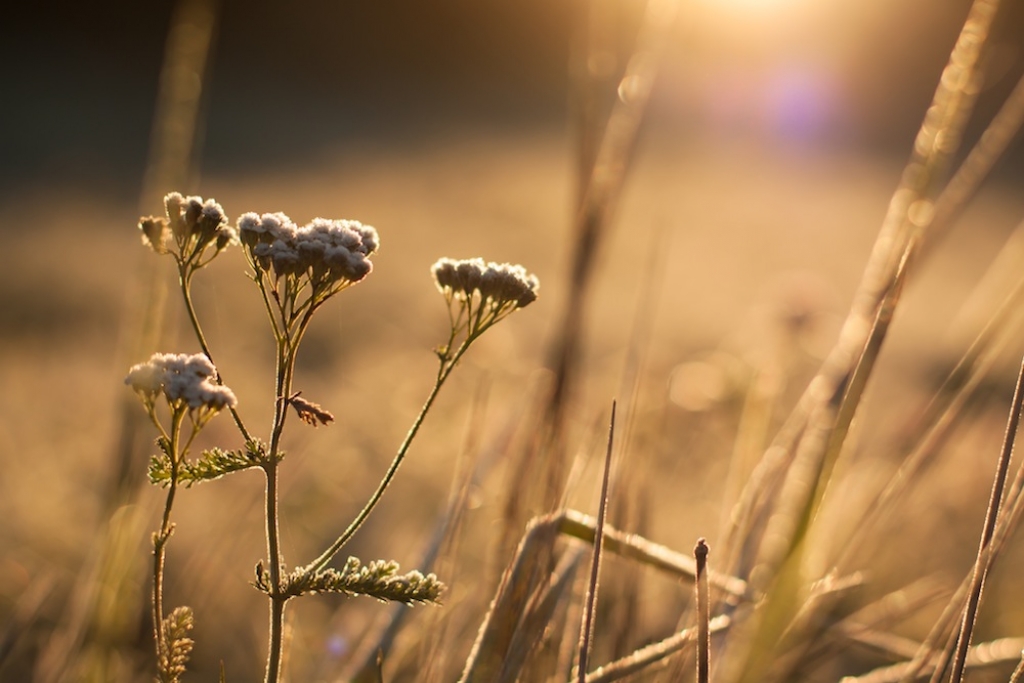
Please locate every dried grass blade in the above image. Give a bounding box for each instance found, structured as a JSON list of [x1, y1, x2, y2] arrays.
[[805, 579, 948, 669], [695, 539, 711, 683], [576, 402, 617, 682], [837, 266, 1024, 572], [501, 547, 586, 683], [556, 510, 748, 599], [946, 354, 1024, 683], [844, 637, 1024, 683], [926, 72, 1024, 250], [722, 0, 1001, 586], [572, 615, 731, 683], [459, 515, 560, 683], [1009, 654, 1024, 683], [544, 0, 680, 512]]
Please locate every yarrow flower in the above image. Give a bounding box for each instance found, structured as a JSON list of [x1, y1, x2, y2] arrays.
[[126, 352, 237, 425], [431, 257, 539, 349], [432, 257, 539, 310], [237, 212, 379, 300], [139, 192, 238, 267]]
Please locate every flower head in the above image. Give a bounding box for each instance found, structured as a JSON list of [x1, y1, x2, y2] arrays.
[[126, 352, 237, 424], [432, 257, 539, 311], [139, 193, 238, 267], [432, 257, 539, 349], [238, 212, 380, 301]]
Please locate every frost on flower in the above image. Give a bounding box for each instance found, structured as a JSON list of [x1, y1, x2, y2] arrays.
[[138, 192, 238, 266], [126, 353, 237, 418], [237, 212, 379, 292]]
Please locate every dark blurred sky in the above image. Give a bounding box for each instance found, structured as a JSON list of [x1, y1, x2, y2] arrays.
[[2, 0, 1023, 198]]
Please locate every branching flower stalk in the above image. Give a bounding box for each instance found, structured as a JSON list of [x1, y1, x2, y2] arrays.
[[125, 352, 237, 682], [134, 194, 539, 683], [301, 257, 540, 576], [140, 193, 252, 441], [235, 211, 381, 683]]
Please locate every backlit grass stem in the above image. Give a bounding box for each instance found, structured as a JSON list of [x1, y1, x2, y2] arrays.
[[577, 401, 616, 682], [946, 353, 1024, 683], [695, 538, 710, 683]]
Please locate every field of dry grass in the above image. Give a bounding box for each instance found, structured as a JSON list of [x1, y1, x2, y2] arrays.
[[3, 1, 1024, 682]]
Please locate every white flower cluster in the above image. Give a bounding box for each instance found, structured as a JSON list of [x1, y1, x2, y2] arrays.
[[432, 258, 539, 310], [139, 193, 238, 261], [237, 213, 379, 285], [126, 353, 237, 412]]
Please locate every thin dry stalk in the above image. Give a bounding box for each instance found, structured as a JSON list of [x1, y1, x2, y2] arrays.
[[461, 506, 750, 683], [555, 510, 748, 599], [695, 539, 710, 683], [844, 637, 1024, 683], [898, 367, 1024, 683], [722, 0, 1001, 591], [36, 3, 220, 681], [459, 517, 561, 683], [837, 265, 1024, 573], [572, 615, 731, 683], [924, 72, 1024, 251], [946, 355, 1024, 683], [1009, 654, 1024, 683], [544, 0, 680, 514], [503, 548, 586, 683], [802, 579, 949, 671], [576, 402, 617, 682]]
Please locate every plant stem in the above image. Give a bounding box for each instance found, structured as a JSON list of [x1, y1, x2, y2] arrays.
[[947, 354, 1024, 683], [263, 342, 289, 683], [695, 538, 710, 683], [262, 307, 315, 683], [152, 408, 185, 671], [179, 265, 252, 442], [577, 401, 616, 683], [303, 341, 471, 574]]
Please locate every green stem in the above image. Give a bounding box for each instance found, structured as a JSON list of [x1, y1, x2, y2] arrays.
[[262, 306, 316, 683], [179, 264, 253, 443], [303, 339, 472, 575], [152, 407, 186, 671], [263, 342, 288, 683]]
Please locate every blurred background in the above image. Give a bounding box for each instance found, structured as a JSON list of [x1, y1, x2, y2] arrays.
[[3, 0, 1024, 194], [3, 0, 1024, 681]]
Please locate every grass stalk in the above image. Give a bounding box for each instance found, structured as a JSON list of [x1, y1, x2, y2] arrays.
[[946, 354, 1024, 683], [573, 616, 731, 683], [576, 401, 617, 682], [1009, 655, 1024, 683], [837, 269, 1024, 572], [545, 0, 680, 512], [695, 538, 710, 683]]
